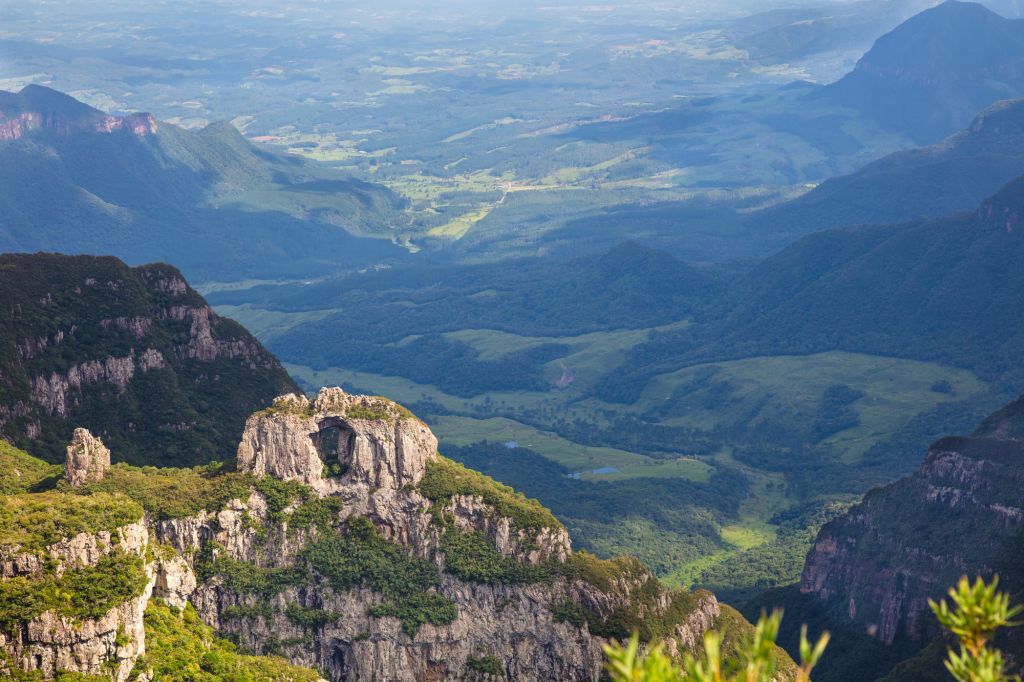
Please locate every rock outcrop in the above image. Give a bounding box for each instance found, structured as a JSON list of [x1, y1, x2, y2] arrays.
[[1, 388, 787, 680], [236, 390, 437, 492], [800, 395, 1024, 646], [0, 85, 157, 141], [64, 428, 111, 487], [0, 520, 153, 681], [169, 388, 759, 681]]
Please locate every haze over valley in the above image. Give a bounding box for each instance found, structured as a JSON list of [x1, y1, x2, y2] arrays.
[[4, 1, 1024, 680]]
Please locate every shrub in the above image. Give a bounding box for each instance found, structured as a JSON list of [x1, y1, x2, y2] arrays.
[[367, 593, 458, 637], [603, 610, 826, 682], [0, 551, 148, 631], [930, 576, 1022, 682], [285, 603, 342, 628], [466, 654, 505, 677], [603, 575, 1024, 682], [0, 491, 142, 551], [79, 463, 252, 520], [418, 457, 562, 533], [198, 514, 457, 636], [137, 599, 322, 681], [441, 528, 553, 585], [301, 516, 457, 635]]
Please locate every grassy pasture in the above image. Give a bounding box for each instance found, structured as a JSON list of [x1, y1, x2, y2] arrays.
[[638, 352, 987, 463]]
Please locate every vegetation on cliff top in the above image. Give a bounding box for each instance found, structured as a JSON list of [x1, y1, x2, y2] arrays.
[[132, 599, 323, 681], [0, 442, 61, 494], [0, 491, 143, 552], [0, 551, 149, 632], [78, 462, 310, 521], [256, 392, 417, 423], [419, 456, 562, 532]]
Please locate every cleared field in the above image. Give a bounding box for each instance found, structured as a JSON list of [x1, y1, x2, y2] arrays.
[[664, 524, 777, 590], [448, 322, 689, 389], [430, 415, 713, 482], [575, 456, 714, 483], [427, 204, 496, 239], [639, 352, 988, 462]]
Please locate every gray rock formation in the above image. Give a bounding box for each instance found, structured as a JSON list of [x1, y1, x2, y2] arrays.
[[180, 388, 740, 680], [236, 389, 437, 492], [2, 388, 780, 681], [0, 522, 153, 681], [64, 427, 111, 487]]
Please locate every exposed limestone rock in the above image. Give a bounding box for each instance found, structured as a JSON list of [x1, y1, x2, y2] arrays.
[[0, 586, 153, 682], [4, 390, 779, 681], [448, 494, 571, 564], [236, 388, 437, 492], [0, 520, 153, 681], [153, 554, 197, 611], [160, 389, 753, 681], [65, 427, 111, 487], [31, 350, 167, 416]]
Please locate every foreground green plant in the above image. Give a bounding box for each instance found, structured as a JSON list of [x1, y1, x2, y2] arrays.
[[603, 610, 828, 682], [605, 575, 1024, 682], [134, 599, 322, 681], [930, 576, 1022, 682]]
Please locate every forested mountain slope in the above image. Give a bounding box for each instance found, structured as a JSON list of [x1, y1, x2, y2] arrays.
[[744, 391, 1024, 681], [749, 97, 1024, 236], [0, 253, 298, 465]]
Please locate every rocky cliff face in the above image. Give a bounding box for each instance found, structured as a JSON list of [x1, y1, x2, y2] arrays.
[[160, 388, 727, 681], [0, 253, 299, 466], [2, 388, 772, 681], [800, 395, 1024, 646], [0, 518, 154, 681], [0, 85, 157, 141]]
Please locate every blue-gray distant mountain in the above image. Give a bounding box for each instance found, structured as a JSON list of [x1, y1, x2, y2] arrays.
[[824, 1, 1024, 143], [751, 98, 1024, 234], [0, 85, 407, 282]]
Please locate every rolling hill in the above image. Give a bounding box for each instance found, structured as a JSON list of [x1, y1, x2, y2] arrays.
[[600, 174, 1024, 432]]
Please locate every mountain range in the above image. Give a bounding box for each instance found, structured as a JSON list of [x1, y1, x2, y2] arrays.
[[0, 85, 407, 282], [750, 97, 1024, 236], [601, 169, 1024, 407], [823, 0, 1024, 143]]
